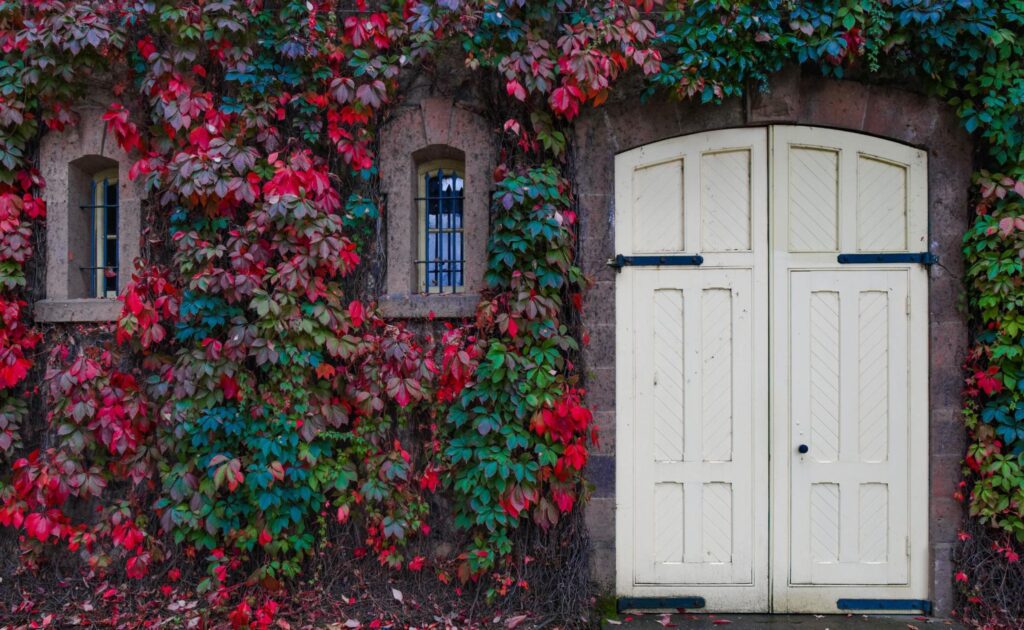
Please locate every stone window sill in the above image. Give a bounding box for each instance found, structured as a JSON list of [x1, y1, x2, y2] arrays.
[[34, 298, 122, 323], [378, 293, 479, 320]]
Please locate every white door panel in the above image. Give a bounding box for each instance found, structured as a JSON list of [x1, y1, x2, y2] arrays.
[[770, 126, 929, 612], [616, 125, 928, 613], [616, 128, 768, 610], [788, 270, 910, 586]]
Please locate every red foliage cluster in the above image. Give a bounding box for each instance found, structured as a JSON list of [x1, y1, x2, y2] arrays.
[[530, 388, 593, 446], [534, 389, 594, 515], [0, 346, 154, 576], [437, 326, 481, 403], [118, 263, 180, 349], [496, 0, 662, 120], [0, 172, 44, 392], [0, 298, 39, 389]]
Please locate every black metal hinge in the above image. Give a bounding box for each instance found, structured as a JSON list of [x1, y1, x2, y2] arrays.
[[607, 254, 705, 272], [617, 596, 706, 612], [836, 599, 933, 615], [837, 252, 938, 265]]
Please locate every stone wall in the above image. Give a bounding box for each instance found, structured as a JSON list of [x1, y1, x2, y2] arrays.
[[573, 68, 973, 615]]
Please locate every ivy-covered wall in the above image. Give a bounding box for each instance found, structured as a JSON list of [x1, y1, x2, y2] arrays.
[[1, 1, 1024, 628]]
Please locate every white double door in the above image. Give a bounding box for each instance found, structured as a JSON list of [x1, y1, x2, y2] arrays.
[[615, 127, 929, 612]]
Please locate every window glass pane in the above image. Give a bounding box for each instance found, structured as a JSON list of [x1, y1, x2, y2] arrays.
[[82, 175, 120, 298], [421, 166, 465, 292], [105, 180, 118, 296], [106, 207, 118, 239], [106, 179, 118, 205], [105, 237, 118, 296]]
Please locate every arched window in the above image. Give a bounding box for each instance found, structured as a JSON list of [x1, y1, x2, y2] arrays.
[[378, 98, 496, 319], [417, 159, 465, 293], [35, 100, 141, 323]]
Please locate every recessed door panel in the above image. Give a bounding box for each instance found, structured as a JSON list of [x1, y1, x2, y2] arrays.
[[788, 270, 910, 585], [631, 269, 757, 586]]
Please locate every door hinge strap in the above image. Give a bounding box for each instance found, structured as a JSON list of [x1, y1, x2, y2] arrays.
[[617, 597, 706, 612], [836, 599, 932, 615], [837, 252, 937, 265], [607, 254, 705, 271]]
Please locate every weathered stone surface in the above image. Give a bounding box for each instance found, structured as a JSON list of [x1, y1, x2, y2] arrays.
[[377, 293, 478, 320], [582, 324, 616, 372], [798, 78, 870, 130], [931, 406, 968, 457], [746, 66, 802, 123], [579, 198, 617, 269], [932, 364, 964, 410], [592, 411, 616, 456], [586, 367, 616, 416], [582, 281, 615, 330], [586, 497, 616, 546], [931, 454, 964, 504], [590, 545, 616, 589], [587, 454, 615, 498], [931, 542, 959, 618], [930, 497, 964, 545]]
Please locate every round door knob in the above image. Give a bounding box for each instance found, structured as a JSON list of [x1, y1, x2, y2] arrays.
[[798, 444, 809, 454]]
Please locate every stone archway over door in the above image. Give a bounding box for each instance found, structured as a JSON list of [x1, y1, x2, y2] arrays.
[[614, 126, 929, 613]]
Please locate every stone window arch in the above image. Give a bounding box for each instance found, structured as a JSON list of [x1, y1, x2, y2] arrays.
[[35, 99, 142, 322], [378, 98, 495, 318]]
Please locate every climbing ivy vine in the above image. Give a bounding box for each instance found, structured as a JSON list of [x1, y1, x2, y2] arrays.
[[0, 0, 1023, 626]]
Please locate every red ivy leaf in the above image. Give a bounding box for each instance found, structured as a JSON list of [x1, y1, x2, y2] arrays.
[[220, 374, 241, 401], [25, 512, 54, 542], [348, 300, 364, 328]]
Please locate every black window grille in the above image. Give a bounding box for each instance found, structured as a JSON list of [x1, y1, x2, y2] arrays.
[[416, 168, 464, 292], [81, 176, 119, 298]]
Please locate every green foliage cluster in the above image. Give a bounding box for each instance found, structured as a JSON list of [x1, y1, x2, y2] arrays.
[[444, 166, 592, 580], [963, 173, 1024, 540]]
